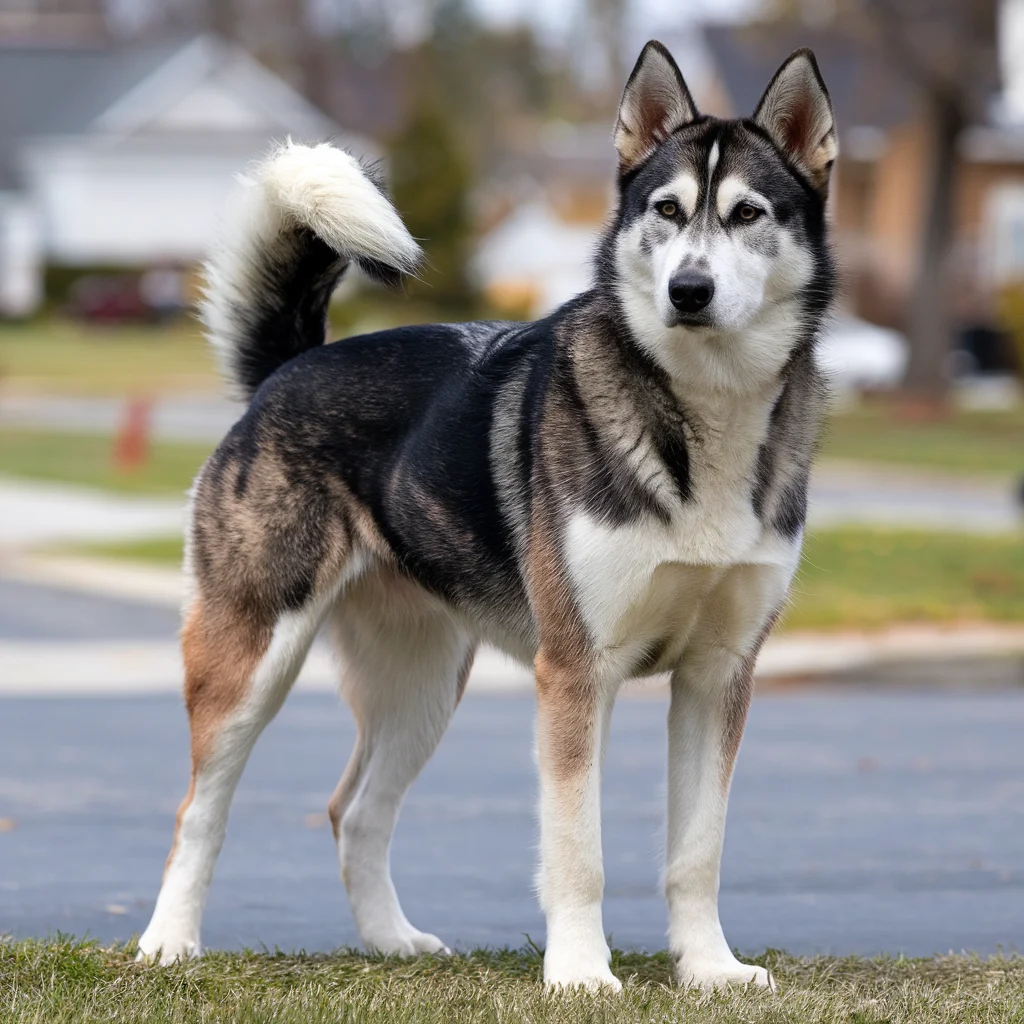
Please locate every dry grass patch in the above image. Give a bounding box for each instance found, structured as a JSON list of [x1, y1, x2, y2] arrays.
[[0, 319, 218, 396], [3, 939, 1023, 1024]]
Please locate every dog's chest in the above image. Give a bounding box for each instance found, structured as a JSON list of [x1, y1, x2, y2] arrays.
[[563, 388, 800, 660]]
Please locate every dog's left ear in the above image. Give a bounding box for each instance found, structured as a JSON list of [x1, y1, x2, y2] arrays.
[[615, 41, 698, 174], [753, 48, 837, 196]]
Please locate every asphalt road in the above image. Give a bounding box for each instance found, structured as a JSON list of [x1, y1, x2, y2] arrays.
[[3, 685, 1024, 957], [0, 577, 179, 641]]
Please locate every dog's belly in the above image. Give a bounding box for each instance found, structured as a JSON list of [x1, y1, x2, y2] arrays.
[[564, 509, 800, 680]]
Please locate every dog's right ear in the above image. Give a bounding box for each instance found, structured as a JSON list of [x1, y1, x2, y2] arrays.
[[614, 41, 698, 174]]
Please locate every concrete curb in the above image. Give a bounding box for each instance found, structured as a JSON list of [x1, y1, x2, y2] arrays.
[[3, 554, 1023, 697]]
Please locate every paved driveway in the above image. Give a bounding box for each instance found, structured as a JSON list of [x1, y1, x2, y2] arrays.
[[2, 685, 1023, 956]]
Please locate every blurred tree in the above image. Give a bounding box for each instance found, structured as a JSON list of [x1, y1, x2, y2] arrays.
[[770, 0, 998, 407], [388, 88, 475, 311], [583, 0, 627, 103], [860, 0, 998, 408]]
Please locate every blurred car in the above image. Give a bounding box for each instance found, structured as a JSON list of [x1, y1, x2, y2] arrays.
[[65, 268, 188, 324], [66, 274, 149, 323], [817, 315, 908, 392]]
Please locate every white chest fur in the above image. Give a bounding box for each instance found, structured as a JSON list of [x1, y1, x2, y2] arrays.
[[563, 385, 801, 676]]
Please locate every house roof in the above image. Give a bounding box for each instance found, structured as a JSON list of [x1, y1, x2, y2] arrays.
[[0, 39, 182, 186], [0, 35, 348, 190], [701, 23, 914, 136]]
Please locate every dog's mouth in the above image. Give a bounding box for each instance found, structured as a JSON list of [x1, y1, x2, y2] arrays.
[[667, 310, 714, 330]]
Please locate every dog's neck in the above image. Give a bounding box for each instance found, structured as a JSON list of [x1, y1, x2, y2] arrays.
[[584, 286, 826, 517]]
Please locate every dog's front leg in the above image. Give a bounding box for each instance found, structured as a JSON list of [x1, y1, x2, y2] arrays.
[[535, 649, 621, 991], [664, 642, 773, 991]]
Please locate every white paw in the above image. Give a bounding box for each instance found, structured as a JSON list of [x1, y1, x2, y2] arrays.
[[676, 956, 774, 993], [136, 926, 201, 965], [544, 948, 622, 992], [544, 966, 623, 993], [365, 926, 450, 957]]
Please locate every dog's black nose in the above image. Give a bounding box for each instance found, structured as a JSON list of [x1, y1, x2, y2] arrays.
[[668, 272, 715, 314]]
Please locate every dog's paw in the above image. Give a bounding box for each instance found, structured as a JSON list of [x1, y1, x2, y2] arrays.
[[365, 926, 450, 957], [136, 926, 201, 965], [543, 947, 622, 993], [676, 956, 774, 993], [544, 966, 623, 993]]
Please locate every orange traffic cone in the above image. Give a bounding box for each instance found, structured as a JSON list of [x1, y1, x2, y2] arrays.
[[113, 396, 153, 473]]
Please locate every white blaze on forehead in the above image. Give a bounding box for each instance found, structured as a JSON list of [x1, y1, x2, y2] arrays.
[[653, 171, 699, 218], [707, 140, 720, 178], [715, 175, 773, 220]]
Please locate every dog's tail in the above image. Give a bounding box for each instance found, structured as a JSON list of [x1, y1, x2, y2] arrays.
[[200, 140, 421, 401]]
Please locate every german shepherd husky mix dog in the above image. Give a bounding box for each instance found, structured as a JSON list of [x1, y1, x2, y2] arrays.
[[139, 41, 837, 990]]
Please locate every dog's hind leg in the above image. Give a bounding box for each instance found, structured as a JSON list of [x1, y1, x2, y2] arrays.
[[327, 579, 475, 955], [137, 584, 336, 964]]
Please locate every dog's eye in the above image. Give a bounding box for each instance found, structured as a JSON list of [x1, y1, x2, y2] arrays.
[[654, 200, 679, 219], [735, 203, 763, 223]]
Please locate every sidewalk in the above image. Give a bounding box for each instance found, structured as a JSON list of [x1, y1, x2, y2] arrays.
[[3, 552, 1023, 697], [0, 393, 241, 444], [0, 478, 183, 548], [810, 461, 1020, 533]]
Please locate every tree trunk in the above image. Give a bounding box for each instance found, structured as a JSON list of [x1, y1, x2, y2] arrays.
[[901, 90, 965, 406]]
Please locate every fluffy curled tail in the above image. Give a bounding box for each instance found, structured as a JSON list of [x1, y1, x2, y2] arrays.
[[200, 140, 421, 400]]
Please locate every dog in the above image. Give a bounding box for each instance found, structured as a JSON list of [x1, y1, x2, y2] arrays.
[[137, 40, 837, 991]]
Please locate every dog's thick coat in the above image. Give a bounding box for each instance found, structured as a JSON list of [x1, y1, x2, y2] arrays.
[[139, 42, 837, 990]]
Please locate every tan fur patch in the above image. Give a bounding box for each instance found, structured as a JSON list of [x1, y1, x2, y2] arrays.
[[328, 724, 365, 843], [162, 596, 273, 876], [526, 490, 590, 665], [181, 597, 272, 768], [720, 612, 778, 789], [163, 775, 195, 881], [534, 648, 599, 785], [528, 393, 603, 784]]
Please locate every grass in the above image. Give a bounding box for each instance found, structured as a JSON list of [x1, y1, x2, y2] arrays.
[[3, 939, 1023, 1024], [0, 428, 210, 496], [0, 319, 218, 395], [782, 527, 1024, 631], [69, 526, 1024, 632], [821, 403, 1024, 479]]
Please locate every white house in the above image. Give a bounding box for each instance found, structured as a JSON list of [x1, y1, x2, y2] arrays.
[[473, 199, 598, 317], [0, 35, 375, 316]]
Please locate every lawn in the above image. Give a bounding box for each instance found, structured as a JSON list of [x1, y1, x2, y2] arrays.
[[57, 526, 1024, 632], [0, 428, 210, 496], [3, 940, 1022, 1024], [782, 526, 1024, 630], [0, 319, 218, 396], [821, 403, 1024, 479]]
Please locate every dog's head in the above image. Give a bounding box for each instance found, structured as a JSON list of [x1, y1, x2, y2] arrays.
[[604, 42, 837, 390]]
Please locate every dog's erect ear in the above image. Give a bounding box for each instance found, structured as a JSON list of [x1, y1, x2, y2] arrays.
[[753, 48, 837, 196], [614, 41, 698, 173]]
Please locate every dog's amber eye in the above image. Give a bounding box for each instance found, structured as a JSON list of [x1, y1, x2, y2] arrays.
[[736, 203, 762, 223], [655, 200, 678, 219]]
